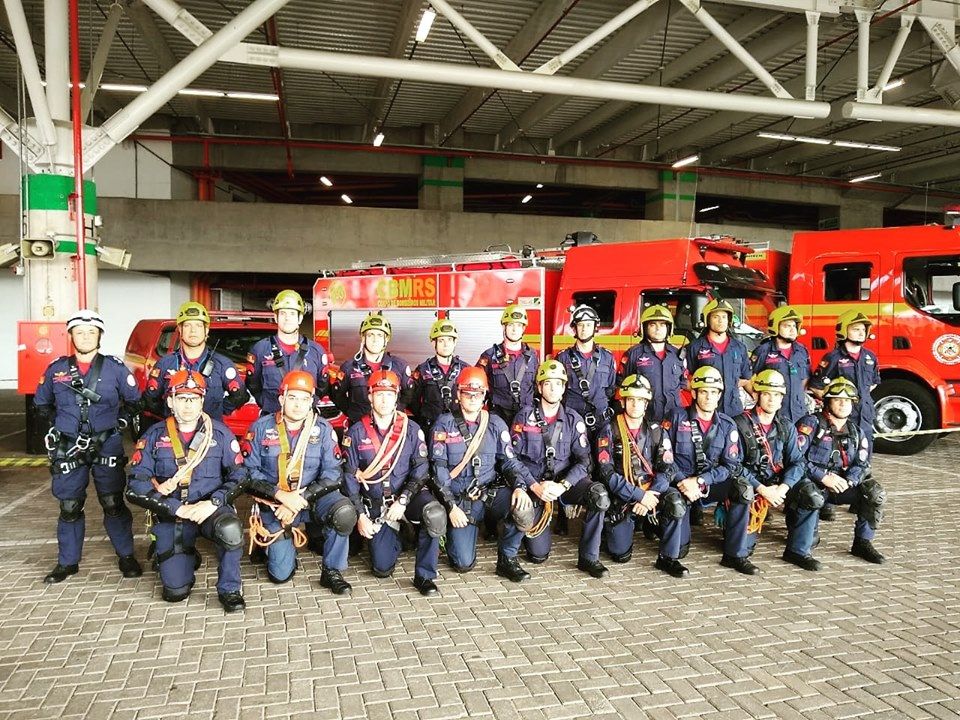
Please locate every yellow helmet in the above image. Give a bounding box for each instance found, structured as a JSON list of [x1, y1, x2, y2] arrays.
[[536, 359, 567, 384], [359, 311, 391, 338], [176, 301, 210, 326], [835, 309, 872, 339], [690, 365, 724, 391], [500, 304, 528, 326], [823, 377, 859, 401], [700, 298, 736, 327], [429, 319, 458, 341], [640, 304, 674, 335], [752, 369, 787, 395], [619, 374, 653, 401], [768, 305, 803, 336], [272, 289, 305, 314]]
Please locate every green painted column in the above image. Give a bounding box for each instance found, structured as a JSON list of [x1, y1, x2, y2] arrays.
[[645, 170, 697, 222], [419, 155, 464, 211]]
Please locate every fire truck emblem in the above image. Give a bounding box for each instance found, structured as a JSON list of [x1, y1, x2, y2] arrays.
[[932, 334, 960, 365], [328, 281, 347, 306]]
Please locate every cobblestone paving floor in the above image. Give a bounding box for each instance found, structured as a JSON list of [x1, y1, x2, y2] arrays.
[[0, 399, 956, 719]]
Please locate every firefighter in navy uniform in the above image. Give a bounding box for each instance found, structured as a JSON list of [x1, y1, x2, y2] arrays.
[[247, 289, 331, 416], [143, 301, 248, 422], [596, 375, 677, 565], [477, 304, 539, 425], [733, 370, 807, 570], [243, 371, 358, 593], [658, 366, 749, 577], [410, 319, 467, 434], [686, 299, 753, 417], [330, 312, 415, 425], [809, 310, 879, 521], [749, 306, 811, 425], [618, 305, 687, 422], [500, 360, 611, 582], [35, 310, 142, 584], [343, 370, 447, 596], [792, 378, 886, 568], [430, 367, 534, 574], [126, 371, 247, 612], [555, 305, 617, 441]]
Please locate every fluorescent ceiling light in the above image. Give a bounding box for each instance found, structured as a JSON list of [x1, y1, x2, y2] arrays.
[[849, 172, 882, 183], [179, 88, 225, 97], [757, 131, 830, 145], [833, 140, 901, 152], [101, 83, 148, 92], [341, 194, 353, 204], [883, 78, 905, 92], [320, 176, 333, 187], [416, 8, 436, 42], [225, 91, 279, 101], [699, 205, 720, 213], [672, 154, 699, 168], [521, 194, 533, 204], [536, 183, 544, 189], [373, 132, 385, 147]]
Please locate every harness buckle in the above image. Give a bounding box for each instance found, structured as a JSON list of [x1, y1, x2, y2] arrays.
[[470, 456, 482, 470], [74, 434, 92, 451], [509, 380, 522, 396], [44, 427, 59, 452], [440, 386, 453, 400], [544, 446, 556, 460], [584, 413, 597, 428], [578, 379, 591, 393], [99, 456, 119, 468]]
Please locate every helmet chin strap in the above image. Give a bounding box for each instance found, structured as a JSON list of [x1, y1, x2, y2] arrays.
[[845, 338, 864, 347]]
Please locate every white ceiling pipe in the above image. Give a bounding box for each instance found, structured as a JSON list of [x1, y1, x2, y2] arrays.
[[426, 0, 520, 71], [85, 0, 291, 167], [918, 16, 960, 77], [3, 0, 58, 151], [81, 1, 124, 121], [842, 101, 960, 127], [273, 47, 830, 118], [805, 11, 819, 101], [855, 10, 872, 100], [679, 0, 791, 99], [140, 0, 212, 45], [44, 0, 70, 121], [0, 110, 42, 168], [867, 15, 914, 101], [534, 0, 660, 75]]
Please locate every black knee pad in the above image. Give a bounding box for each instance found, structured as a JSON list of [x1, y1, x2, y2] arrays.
[[730, 475, 755, 505], [609, 549, 633, 564], [585, 482, 611, 512], [511, 504, 537, 532], [326, 498, 359, 536], [421, 500, 447, 539], [857, 479, 886, 529], [97, 492, 127, 518], [212, 513, 244, 551], [678, 542, 690, 559], [793, 481, 825, 511], [162, 585, 192, 603], [59, 497, 85, 523], [660, 490, 686, 521], [449, 559, 476, 574], [267, 568, 294, 584], [526, 552, 549, 564]]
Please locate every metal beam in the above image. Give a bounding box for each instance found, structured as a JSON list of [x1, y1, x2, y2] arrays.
[[86, 0, 291, 167], [427, 0, 520, 71], [498, 1, 672, 149], [81, 1, 123, 122], [368, 0, 420, 129], [437, 0, 569, 144], [577, 13, 806, 155], [125, 0, 213, 132], [3, 0, 57, 154], [45, 0, 69, 121]]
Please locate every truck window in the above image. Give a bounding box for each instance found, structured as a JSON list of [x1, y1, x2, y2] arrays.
[[641, 292, 699, 337], [572, 291, 616, 327], [903, 255, 960, 323], [824, 262, 872, 301]]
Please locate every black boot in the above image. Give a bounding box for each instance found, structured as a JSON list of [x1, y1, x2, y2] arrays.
[[118, 555, 143, 578], [495, 554, 530, 583], [218, 591, 246, 613], [782, 550, 821, 571], [689, 502, 704, 526], [43, 563, 78, 584], [819, 504, 836, 521], [720, 554, 760, 575], [851, 538, 885, 564], [655, 556, 688, 578], [320, 567, 353, 595], [577, 557, 609, 578], [413, 576, 439, 596]]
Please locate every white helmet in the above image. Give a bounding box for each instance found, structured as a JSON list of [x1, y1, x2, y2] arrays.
[[66, 309, 105, 333]]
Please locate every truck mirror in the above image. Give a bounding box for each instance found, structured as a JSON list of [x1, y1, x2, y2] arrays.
[[952, 281, 960, 311], [859, 277, 871, 301]]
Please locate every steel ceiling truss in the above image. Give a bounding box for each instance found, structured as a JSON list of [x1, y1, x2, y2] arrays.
[[4, 0, 960, 170]]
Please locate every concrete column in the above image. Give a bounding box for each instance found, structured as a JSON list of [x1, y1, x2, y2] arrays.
[[838, 199, 883, 229], [418, 155, 464, 211], [645, 170, 697, 222]]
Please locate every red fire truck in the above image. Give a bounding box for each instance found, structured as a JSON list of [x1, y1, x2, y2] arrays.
[[747, 224, 960, 455]]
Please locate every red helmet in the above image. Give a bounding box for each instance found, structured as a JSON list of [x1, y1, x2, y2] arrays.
[[167, 370, 206, 397], [280, 370, 315, 395], [368, 369, 401, 394], [457, 366, 488, 393]]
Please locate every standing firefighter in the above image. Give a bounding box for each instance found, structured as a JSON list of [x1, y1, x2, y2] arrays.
[[244, 371, 357, 591], [749, 306, 811, 425], [344, 370, 446, 596], [734, 370, 806, 570], [247, 289, 331, 416], [430, 367, 534, 574], [792, 378, 886, 568], [126, 371, 247, 611], [596, 375, 676, 565], [410, 319, 467, 433], [35, 310, 142, 584], [501, 360, 611, 582], [144, 301, 248, 422], [658, 366, 748, 577], [478, 304, 539, 424], [331, 311, 415, 425], [555, 304, 617, 439], [686, 298, 753, 417], [619, 304, 687, 422]]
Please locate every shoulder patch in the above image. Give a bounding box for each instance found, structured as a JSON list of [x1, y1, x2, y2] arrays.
[[661, 420, 671, 430], [798, 424, 813, 435], [127, 374, 136, 387], [512, 423, 523, 434], [598, 437, 609, 448], [224, 366, 238, 379], [434, 431, 447, 442]]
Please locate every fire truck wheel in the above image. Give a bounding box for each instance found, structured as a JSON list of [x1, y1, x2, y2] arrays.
[[872, 379, 938, 456]]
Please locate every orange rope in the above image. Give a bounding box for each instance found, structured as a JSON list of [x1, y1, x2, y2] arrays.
[[525, 501, 553, 538], [747, 495, 771, 535], [247, 502, 308, 554]]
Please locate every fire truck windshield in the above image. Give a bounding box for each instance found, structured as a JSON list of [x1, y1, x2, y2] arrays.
[[903, 255, 960, 326]]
